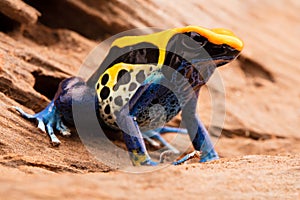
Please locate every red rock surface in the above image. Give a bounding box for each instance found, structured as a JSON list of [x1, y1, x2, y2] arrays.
[[0, 0, 299, 199]]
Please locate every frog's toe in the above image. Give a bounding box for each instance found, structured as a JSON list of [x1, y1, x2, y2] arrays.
[[49, 134, 61, 146], [200, 150, 219, 162], [61, 130, 71, 136], [56, 121, 71, 136]]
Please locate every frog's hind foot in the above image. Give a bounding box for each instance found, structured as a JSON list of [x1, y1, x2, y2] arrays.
[[15, 101, 70, 146]]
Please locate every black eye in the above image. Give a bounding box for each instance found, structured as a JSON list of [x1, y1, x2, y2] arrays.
[[189, 32, 207, 46]]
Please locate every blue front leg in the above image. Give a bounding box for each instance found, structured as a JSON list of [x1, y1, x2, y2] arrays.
[[190, 116, 219, 162], [180, 98, 219, 164]]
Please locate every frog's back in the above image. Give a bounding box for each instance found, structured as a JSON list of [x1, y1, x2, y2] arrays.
[[96, 63, 158, 129]]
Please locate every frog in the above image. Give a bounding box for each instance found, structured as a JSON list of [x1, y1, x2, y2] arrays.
[[16, 26, 243, 166]]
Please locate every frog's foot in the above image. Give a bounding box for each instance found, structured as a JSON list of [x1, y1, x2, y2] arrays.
[[172, 150, 201, 165], [199, 149, 219, 162], [14, 101, 70, 146]]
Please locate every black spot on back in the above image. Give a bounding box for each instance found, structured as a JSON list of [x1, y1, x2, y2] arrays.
[[129, 82, 137, 91], [96, 83, 100, 90], [113, 69, 131, 91], [117, 69, 130, 83], [104, 105, 111, 114], [101, 74, 109, 85], [100, 86, 110, 100], [136, 70, 145, 83], [114, 96, 123, 106]]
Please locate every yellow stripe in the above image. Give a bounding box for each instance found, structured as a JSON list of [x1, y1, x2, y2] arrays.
[[97, 63, 155, 89], [112, 29, 176, 67], [174, 26, 244, 51], [111, 26, 244, 68]]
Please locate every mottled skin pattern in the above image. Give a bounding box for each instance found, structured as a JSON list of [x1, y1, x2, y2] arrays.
[[16, 26, 243, 166]]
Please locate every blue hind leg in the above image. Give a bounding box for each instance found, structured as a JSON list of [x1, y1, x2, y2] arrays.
[[15, 100, 70, 146], [14, 77, 87, 146]]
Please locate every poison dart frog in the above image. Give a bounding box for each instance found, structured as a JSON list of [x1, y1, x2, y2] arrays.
[[16, 26, 243, 166]]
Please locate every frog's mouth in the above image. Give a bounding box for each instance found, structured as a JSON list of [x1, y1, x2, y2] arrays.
[[194, 43, 240, 67], [176, 32, 240, 67], [186, 49, 240, 69]]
